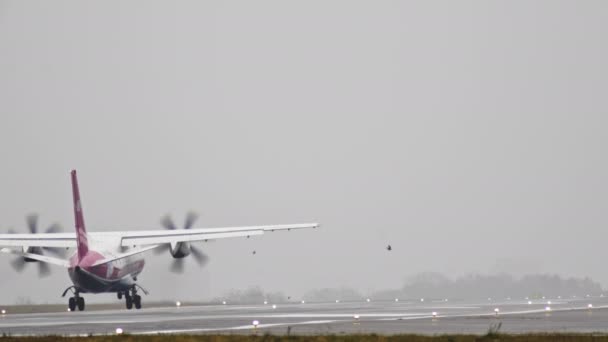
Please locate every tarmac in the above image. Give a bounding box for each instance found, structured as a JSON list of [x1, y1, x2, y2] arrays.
[[1, 297, 608, 336]]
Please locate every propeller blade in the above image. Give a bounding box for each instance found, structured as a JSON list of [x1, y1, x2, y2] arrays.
[[38, 262, 51, 277], [45, 223, 62, 234], [170, 258, 185, 273], [26, 214, 38, 234], [161, 215, 177, 230], [10, 258, 26, 272], [191, 246, 209, 267], [154, 244, 171, 255], [42, 247, 67, 258], [184, 212, 198, 230]]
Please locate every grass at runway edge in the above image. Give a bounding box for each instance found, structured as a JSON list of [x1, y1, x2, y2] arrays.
[[3, 335, 608, 341]]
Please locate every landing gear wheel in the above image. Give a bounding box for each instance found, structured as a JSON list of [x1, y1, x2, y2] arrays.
[[126, 295, 133, 310], [77, 297, 85, 311], [134, 295, 142, 310], [68, 297, 76, 311]]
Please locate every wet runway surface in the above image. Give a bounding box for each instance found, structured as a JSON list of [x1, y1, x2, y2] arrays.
[[1, 297, 608, 336]]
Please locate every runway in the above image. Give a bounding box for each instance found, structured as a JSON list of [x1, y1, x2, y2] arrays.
[[1, 297, 608, 336]]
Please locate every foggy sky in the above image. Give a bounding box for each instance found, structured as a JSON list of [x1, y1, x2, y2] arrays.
[[1, 1, 607, 304]]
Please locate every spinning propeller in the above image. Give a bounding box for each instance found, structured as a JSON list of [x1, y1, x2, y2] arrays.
[[8, 214, 66, 277], [155, 212, 209, 273]]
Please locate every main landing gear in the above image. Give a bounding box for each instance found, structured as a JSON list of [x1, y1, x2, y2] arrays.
[[118, 286, 142, 310], [68, 295, 85, 311], [62, 286, 85, 312]]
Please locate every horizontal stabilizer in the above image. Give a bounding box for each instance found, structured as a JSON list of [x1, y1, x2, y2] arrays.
[[90, 245, 159, 267]]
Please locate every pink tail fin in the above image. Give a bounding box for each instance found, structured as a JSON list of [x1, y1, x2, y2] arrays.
[[71, 170, 89, 261]]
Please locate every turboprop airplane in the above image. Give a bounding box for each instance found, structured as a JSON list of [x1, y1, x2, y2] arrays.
[[0, 170, 318, 311]]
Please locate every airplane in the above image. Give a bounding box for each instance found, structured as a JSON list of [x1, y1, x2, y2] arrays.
[[0, 170, 318, 311]]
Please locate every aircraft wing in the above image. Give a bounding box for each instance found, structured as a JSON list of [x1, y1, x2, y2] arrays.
[[118, 223, 319, 247], [0, 233, 76, 248], [0, 247, 71, 267]]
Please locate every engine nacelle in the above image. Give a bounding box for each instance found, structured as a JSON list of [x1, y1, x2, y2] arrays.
[[170, 242, 191, 259]]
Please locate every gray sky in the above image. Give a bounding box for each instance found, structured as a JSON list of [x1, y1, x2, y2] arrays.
[[1, 1, 607, 304]]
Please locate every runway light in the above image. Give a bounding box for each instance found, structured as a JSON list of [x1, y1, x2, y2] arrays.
[[354, 314, 360, 320], [176, 301, 181, 307], [272, 304, 277, 309], [222, 301, 227, 305], [547, 301, 552, 305], [335, 299, 340, 303], [588, 304, 593, 309], [366, 298, 371, 303], [115, 328, 123, 335], [444, 299, 448, 302], [528, 301, 532, 305], [494, 308, 499, 316], [545, 306, 551, 312], [395, 298, 399, 302], [252, 320, 260, 328], [301, 300, 305, 304], [432, 312, 437, 318], [67, 308, 71, 312], [264, 301, 268, 305], [420, 298, 424, 302], [558, 296, 562, 299], [1, 309, 5, 315]]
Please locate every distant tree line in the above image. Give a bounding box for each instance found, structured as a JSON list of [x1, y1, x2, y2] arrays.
[[301, 273, 604, 302], [213, 286, 287, 304], [215, 273, 604, 303], [393, 272, 603, 300]]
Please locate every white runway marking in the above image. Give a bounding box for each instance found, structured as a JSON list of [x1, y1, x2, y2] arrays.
[[0, 311, 427, 328], [137, 320, 342, 335]]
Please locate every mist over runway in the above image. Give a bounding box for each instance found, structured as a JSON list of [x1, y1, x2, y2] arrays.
[[1, 297, 608, 336]]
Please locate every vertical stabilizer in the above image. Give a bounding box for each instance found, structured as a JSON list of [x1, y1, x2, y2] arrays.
[[71, 170, 89, 261]]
